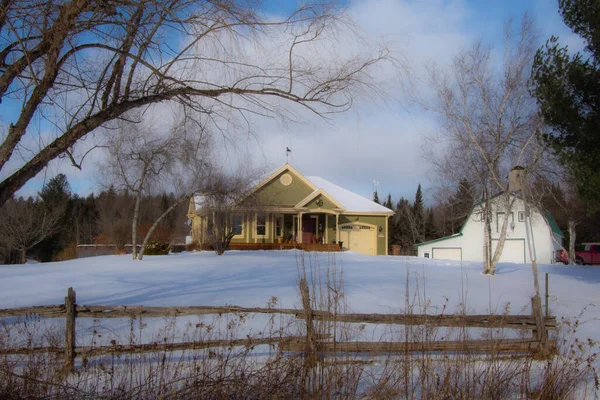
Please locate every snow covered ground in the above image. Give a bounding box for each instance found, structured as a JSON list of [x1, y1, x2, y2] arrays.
[[1, 250, 599, 343]]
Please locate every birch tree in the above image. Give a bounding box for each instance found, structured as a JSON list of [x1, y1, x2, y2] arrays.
[[102, 115, 212, 260], [0, 0, 392, 207], [424, 16, 545, 275]]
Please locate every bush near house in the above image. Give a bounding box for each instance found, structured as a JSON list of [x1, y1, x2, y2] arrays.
[[143, 240, 170, 256]]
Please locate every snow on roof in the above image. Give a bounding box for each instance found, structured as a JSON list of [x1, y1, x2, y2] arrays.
[[305, 176, 393, 214]]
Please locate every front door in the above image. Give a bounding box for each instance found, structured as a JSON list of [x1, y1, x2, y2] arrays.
[[302, 216, 316, 244]]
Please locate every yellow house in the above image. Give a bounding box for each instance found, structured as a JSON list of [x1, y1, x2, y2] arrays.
[[188, 164, 394, 255]]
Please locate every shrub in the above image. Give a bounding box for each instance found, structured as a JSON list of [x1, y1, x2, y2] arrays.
[[143, 240, 170, 256]]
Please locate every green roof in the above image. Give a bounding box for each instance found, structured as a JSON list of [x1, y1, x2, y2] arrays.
[[545, 211, 564, 238]]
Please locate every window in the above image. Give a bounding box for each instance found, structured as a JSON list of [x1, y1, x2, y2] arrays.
[[256, 216, 266, 236], [275, 217, 282, 237], [518, 211, 525, 222], [423, 252, 430, 258], [496, 212, 514, 232], [232, 215, 243, 236]]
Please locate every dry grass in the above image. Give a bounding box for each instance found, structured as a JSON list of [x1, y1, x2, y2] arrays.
[[0, 253, 598, 399]]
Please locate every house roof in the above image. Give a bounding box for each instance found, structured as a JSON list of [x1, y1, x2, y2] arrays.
[[545, 211, 564, 238], [414, 192, 564, 247], [305, 176, 393, 214], [191, 164, 393, 215]]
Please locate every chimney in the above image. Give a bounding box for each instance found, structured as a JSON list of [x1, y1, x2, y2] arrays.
[[508, 166, 525, 192]]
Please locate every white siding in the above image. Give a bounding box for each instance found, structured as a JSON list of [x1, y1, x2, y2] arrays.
[[416, 195, 562, 265]]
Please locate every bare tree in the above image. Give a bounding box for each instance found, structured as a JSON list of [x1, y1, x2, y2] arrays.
[[102, 114, 212, 260], [528, 158, 584, 265], [424, 16, 545, 275], [0, 0, 393, 207], [0, 197, 64, 263], [191, 170, 258, 256]]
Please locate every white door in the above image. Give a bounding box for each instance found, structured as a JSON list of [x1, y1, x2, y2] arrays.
[[339, 224, 376, 255], [492, 239, 525, 264], [432, 248, 462, 261]]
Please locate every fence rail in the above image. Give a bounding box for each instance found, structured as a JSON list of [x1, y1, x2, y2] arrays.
[[0, 287, 557, 371], [0, 305, 557, 330]]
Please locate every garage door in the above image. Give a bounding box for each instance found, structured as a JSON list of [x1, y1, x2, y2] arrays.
[[492, 239, 525, 264], [339, 224, 376, 255], [432, 248, 462, 261]]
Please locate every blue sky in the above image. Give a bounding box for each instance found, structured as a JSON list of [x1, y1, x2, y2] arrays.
[[3, 0, 583, 204]]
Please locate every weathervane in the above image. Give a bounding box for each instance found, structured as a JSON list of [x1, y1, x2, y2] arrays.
[[286, 147, 291, 163]]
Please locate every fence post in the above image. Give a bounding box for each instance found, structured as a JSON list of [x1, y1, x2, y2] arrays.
[[65, 287, 76, 372], [299, 278, 316, 366], [531, 295, 547, 356]]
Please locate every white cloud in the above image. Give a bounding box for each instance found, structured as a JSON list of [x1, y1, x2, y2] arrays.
[[11, 0, 576, 207]]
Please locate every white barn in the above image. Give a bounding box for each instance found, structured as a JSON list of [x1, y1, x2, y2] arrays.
[[415, 194, 564, 264]]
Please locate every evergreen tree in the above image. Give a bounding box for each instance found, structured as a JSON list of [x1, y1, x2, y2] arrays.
[[384, 194, 393, 210], [373, 190, 380, 204], [532, 0, 600, 212], [412, 184, 424, 241], [424, 207, 436, 240], [447, 179, 474, 234], [35, 174, 72, 261]]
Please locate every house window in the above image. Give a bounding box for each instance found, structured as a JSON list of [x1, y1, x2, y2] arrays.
[[232, 215, 243, 236], [423, 252, 430, 258], [207, 216, 213, 233], [256, 215, 266, 236], [275, 217, 282, 237], [496, 212, 514, 233], [518, 211, 525, 222]]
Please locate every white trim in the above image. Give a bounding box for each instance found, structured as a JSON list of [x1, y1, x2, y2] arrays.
[[294, 189, 345, 210], [385, 217, 388, 256], [231, 214, 244, 239], [254, 214, 269, 239], [244, 164, 317, 200], [338, 221, 377, 255]]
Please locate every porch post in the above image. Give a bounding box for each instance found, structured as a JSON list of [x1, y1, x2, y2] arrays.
[[385, 215, 389, 256], [254, 212, 257, 243], [335, 214, 339, 243], [325, 214, 328, 244], [298, 212, 303, 244]]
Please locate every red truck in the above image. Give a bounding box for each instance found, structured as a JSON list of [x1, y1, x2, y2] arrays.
[[557, 243, 600, 265]]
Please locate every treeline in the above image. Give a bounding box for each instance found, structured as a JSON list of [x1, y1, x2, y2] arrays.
[[380, 179, 600, 255], [0, 174, 189, 264], [378, 182, 472, 255]]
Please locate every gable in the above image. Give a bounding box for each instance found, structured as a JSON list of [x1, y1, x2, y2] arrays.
[[305, 193, 338, 210], [252, 169, 314, 207]]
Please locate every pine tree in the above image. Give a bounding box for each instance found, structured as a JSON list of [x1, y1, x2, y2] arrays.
[[35, 174, 72, 261], [373, 190, 380, 204], [447, 179, 474, 234], [412, 184, 424, 241], [424, 207, 436, 240], [532, 0, 600, 212], [384, 194, 393, 210]]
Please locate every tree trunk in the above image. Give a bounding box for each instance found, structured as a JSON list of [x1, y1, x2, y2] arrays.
[[20, 248, 26, 264], [489, 195, 515, 275], [131, 167, 148, 260], [482, 190, 492, 274], [568, 219, 576, 265], [137, 194, 190, 260]]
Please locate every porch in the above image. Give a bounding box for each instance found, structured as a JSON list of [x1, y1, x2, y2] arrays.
[[202, 242, 342, 252]]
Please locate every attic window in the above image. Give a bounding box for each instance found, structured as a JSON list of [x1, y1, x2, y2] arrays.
[[518, 211, 525, 222], [280, 173, 293, 186]]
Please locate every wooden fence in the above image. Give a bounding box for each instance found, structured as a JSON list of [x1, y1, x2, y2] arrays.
[[0, 287, 557, 371]]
